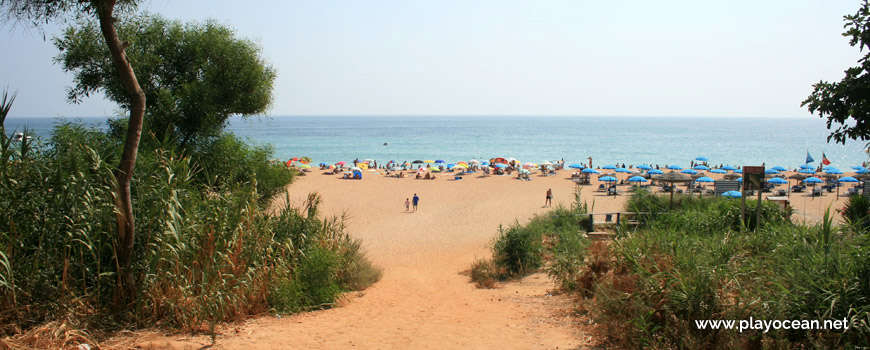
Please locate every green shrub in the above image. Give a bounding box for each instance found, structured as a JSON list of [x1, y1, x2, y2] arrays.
[[0, 122, 379, 338], [841, 194, 870, 231], [492, 223, 544, 279]]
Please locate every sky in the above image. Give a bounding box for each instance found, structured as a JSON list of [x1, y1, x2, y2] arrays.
[[0, 0, 865, 118]]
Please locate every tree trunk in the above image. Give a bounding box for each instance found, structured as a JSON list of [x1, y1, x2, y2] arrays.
[[94, 0, 146, 303]]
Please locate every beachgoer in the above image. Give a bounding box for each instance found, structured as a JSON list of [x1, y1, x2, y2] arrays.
[[545, 188, 553, 207], [405, 198, 410, 212], [412, 194, 419, 212]]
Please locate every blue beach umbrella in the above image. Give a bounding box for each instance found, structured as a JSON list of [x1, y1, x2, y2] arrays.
[[602, 164, 617, 170], [637, 164, 653, 170], [682, 169, 699, 175], [569, 163, 585, 169], [582, 168, 600, 174], [734, 169, 743, 174], [722, 190, 742, 198], [482, 162, 489, 166], [737, 177, 743, 182], [599, 176, 618, 182], [804, 177, 823, 184], [615, 168, 632, 173], [721, 165, 737, 171], [798, 169, 816, 174], [695, 156, 709, 162], [495, 163, 508, 168], [696, 177, 715, 183], [628, 176, 647, 183], [851, 166, 866, 171], [772, 166, 787, 172], [800, 164, 813, 169], [765, 169, 781, 174], [693, 165, 710, 170], [710, 169, 727, 174], [839, 176, 859, 183], [447, 164, 455, 169], [435, 160, 445, 164], [825, 169, 844, 175], [648, 169, 664, 175], [667, 165, 683, 170], [767, 178, 788, 185]]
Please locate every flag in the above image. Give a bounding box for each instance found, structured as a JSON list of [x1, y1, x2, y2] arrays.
[[822, 153, 831, 166], [806, 151, 814, 164]]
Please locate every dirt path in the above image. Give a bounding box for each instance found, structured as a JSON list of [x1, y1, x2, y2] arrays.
[[127, 173, 600, 349]]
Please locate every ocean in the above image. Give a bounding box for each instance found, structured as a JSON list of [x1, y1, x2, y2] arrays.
[[3, 115, 868, 170]]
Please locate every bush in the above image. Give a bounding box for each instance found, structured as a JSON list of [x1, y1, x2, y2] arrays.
[[0, 122, 379, 339], [576, 193, 870, 349], [840, 194, 870, 231]]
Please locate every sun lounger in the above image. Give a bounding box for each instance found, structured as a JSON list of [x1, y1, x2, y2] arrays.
[[812, 187, 822, 196]]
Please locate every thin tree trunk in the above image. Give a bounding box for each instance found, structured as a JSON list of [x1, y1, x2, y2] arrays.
[[94, 0, 146, 302]]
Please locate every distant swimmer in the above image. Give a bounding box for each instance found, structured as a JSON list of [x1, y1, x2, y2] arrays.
[[383, 142, 388, 146]]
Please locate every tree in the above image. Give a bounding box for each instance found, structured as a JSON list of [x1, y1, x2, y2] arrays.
[[55, 14, 276, 146], [803, 0, 870, 146], [1, 0, 146, 302]]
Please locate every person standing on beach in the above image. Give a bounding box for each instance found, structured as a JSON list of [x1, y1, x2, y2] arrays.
[[412, 193, 420, 212], [545, 188, 553, 207], [405, 198, 411, 212]]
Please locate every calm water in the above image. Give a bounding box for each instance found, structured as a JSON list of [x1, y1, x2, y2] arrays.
[[4, 115, 868, 169]]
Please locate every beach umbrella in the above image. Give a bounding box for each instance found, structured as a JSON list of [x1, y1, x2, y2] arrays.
[[839, 176, 859, 183], [615, 168, 632, 173], [681, 169, 699, 175], [637, 164, 653, 170], [299, 157, 312, 164], [722, 190, 742, 198], [648, 169, 664, 175], [798, 169, 816, 174], [721, 165, 737, 171], [851, 166, 866, 171], [788, 173, 808, 180], [804, 177, 823, 184], [825, 168, 844, 174], [696, 177, 715, 183], [430, 167, 442, 172], [693, 165, 710, 170], [628, 176, 647, 183], [710, 169, 727, 174], [734, 169, 743, 174], [412, 160, 424, 164], [582, 168, 600, 174], [599, 176, 618, 182], [424, 160, 435, 163], [523, 162, 537, 169], [695, 156, 709, 162], [652, 172, 693, 206], [435, 160, 445, 164], [454, 164, 468, 170], [799, 164, 813, 169], [602, 164, 617, 170], [667, 165, 683, 170], [767, 178, 788, 184], [569, 163, 585, 169], [765, 169, 781, 174], [772, 166, 787, 172], [495, 163, 508, 168], [336, 161, 347, 166], [298, 164, 311, 169], [446, 164, 455, 169]]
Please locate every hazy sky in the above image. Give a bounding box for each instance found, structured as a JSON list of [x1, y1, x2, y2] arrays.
[[1, 0, 865, 118]]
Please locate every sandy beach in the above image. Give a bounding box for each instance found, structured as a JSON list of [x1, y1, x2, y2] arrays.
[[129, 167, 851, 349]]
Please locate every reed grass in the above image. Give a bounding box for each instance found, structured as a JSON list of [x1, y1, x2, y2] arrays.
[[0, 121, 381, 343]]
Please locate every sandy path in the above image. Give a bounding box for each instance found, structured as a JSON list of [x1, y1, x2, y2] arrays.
[[127, 169, 847, 349]]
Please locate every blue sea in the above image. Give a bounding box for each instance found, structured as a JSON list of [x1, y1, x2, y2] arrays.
[[4, 115, 868, 170]]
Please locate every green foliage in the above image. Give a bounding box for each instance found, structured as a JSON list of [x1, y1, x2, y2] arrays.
[[0, 88, 16, 127], [841, 194, 870, 231], [492, 223, 544, 279], [802, 0, 870, 145], [564, 193, 870, 349], [54, 13, 276, 145], [0, 123, 380, 335]]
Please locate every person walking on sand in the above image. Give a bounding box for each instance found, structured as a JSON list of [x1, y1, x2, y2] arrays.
[[545, 188, 553, 207], [405, 198, 411, 212], [412, 193, 420, 212]]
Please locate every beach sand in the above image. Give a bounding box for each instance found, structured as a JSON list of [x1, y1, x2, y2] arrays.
[[127, 168, 849, 349]]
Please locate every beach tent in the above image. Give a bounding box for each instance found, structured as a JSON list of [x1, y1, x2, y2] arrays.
[[352, 170, 362, 179]]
